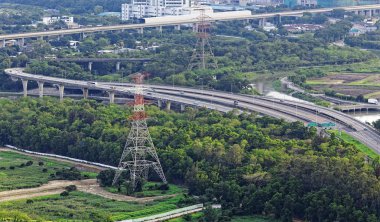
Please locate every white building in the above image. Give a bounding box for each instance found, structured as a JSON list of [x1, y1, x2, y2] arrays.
[[121, 0, 211, 20], [42, 16, 74, 25], [297, 0, 317, 7]]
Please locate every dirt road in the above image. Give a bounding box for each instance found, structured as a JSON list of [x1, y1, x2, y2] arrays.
[[0, 179, 97, 202], [0, 179, 176, 203]]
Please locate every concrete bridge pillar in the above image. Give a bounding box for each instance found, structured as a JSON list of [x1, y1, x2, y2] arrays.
[[157, 26, 163, 33], [18, 38, 25, 47], [138, 28, 144, 34], [192, 23, 198, 32], [81, 32, 87, 40], [277, 15, 282, 25], [38, 36, 43, 41], [165, 101, 171, 111], [37, 81, 44, 98], [108, 91, 115, 104], [21, 79, 28, 97], [180, 104, 185, 112], [259, 18, 266, 28], [116, 62, 121, 71], [0, 39, 5, 48], [82, 88, 89, 99], [58, 84, 64, 102], [88, 62, 93, 71], [175, 25, 181, 31], [157, 99, 162, 108]]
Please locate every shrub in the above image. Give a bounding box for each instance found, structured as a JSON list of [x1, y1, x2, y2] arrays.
[[9, 166, 15, 170], [97, 169, 115, 187], [65, 185, 77, 192], [42, 168, 48, 173], [0, 167, 5, 170], [55, 167, 82, 180], [158, 183, 170, 190], [25, 161, 33, 166], [19, 163, 25, 168], [38, 161, 44, 166], [60, 191, 70, 197], [26, 199, 34, 204]]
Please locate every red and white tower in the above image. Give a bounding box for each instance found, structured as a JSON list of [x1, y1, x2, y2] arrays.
[[113, 73, 167, 189]]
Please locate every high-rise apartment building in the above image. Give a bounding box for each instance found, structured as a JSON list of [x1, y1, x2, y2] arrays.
[[121, 0, 202, 20]]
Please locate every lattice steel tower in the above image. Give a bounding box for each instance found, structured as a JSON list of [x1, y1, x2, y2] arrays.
[[188, 9, 218, 70], [112, 73, 167, 189]]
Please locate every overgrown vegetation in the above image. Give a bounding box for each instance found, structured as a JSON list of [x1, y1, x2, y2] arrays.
[[1, 97, 380, 221], [0, 191, 184, 221]]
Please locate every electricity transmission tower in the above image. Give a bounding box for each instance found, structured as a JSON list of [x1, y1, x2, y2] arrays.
[[112, 73, 167, 189], [188, 9, 218, 70]]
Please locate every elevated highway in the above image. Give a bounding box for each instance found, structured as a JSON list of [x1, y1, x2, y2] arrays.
[[51, 57, 152, 71], [1, 4, 380, 44], [53, 58, 152, 63], [335, 104, 380, 112], [5, 68, 380, 153]]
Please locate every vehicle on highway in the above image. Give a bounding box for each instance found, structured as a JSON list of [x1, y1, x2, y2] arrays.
[[87, 81, 98, 86], [234, 100, 239, 106], [368, 98, 379, 105]]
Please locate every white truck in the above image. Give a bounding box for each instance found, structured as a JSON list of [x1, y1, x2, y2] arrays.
[[368, 98, 379, 105]]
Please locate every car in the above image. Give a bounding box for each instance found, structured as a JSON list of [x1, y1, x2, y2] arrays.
[[87, 81, 98, 86], [234, 100, 239, 106], [364, 127, 368, 131]]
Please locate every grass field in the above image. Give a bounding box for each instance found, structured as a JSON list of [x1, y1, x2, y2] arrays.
[[364, 91, 380, 99], [0, 150, 97, 191], [0, 151, 74, 191], [330, 130, 379, 159], [348, 75, 380, 87], [0, 191, 183, 221]]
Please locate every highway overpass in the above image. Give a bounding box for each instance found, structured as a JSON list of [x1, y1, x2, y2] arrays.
[[2, 4, 380, 45], [50, 57, 152, 71], [5, 67, 380, 154]]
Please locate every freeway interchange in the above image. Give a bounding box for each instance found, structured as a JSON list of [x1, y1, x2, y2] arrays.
[[5, 68, 380, 154]]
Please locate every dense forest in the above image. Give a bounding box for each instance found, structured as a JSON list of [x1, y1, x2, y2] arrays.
[[346, 30, 380, 50], [1, 97, 380, 221]]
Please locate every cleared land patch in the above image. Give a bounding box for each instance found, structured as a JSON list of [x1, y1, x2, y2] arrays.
[[306, 73, 380, 98]]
